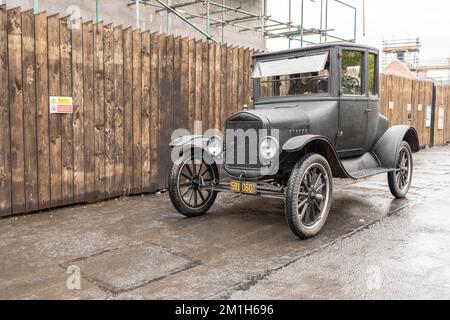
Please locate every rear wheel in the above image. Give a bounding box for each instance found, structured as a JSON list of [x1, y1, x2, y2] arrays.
[[168, 151, 218, 217], [388, 141, 413, 199], [285, 154, 333, 239]]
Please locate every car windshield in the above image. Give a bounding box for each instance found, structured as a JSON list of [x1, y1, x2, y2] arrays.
[[253, 52, 330, 99]]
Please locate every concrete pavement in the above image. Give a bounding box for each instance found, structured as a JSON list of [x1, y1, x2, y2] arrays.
[[1, 146, 450, 299]]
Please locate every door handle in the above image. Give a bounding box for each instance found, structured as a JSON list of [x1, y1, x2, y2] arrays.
[[365, 106, 373, 112]]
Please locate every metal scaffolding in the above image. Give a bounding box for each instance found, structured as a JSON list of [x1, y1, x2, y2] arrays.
[[126, 0, 357, 49]]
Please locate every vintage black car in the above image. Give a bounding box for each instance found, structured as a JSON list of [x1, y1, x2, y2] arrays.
[[168, 43, 419, 239]]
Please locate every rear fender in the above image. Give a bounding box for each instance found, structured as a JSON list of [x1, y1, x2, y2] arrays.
[[282, 135, 350, 179], [372, 126, 419, 169]]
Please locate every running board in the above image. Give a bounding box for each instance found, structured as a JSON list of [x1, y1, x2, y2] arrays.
[[341, 152, 395, 180]]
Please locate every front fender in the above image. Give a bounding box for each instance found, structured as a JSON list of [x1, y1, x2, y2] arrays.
[[282, 135, 350, 178], [372, 125, 419, 169]]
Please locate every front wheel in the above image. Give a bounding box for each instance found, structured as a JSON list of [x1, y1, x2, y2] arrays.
[[285, 154, 333, 239], [168, 151, 218, 217], [388, 141, 413, 199]]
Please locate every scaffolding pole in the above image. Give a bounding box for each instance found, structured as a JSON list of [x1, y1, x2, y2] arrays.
[[125, 0, 353, 48]]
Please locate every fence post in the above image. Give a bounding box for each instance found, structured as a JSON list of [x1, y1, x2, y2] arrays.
[[430, 84, 437, 147]]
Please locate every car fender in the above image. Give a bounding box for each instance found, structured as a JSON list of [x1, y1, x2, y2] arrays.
[[282, 135, 351, 179], [372, 125, 419, 169], [169, 135, 212, 156]]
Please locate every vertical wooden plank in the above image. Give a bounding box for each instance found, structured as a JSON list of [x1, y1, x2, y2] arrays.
[[237, 47, 245, 113], [48, 14, 62, 208], [83, 21, 95, 202], [201, 41, 209, 130], [180, 37, 190, 130], [214, 43, 221, 129], [104, 24, 114, 197], [123, 27, 133, 194], [225, 45, 233, 119], [172, 36, 182, 130], [60, 16, 74, 206], [21, 10, 38, 212], [194, 40, 202, 122], [113, 26, 124, 196], [94, 22, 105, 199], [232, 47, 239, 115], [149, 32, 159, 191], [157, 34, 167, 188], [187, 39, 195, 132], [208, 43, 215, 130], [7, 7, 26, 214], [0, 5, 11, 216], [141, 31, 151, 192], [35, 12, 50, 210], [243, 49, 250, 110], [220, 44, 228, 131], [164, 35, 174, 187], [132, 29, 142, 193], [72, 17, 84, 204], [248, 49, 255, 108]]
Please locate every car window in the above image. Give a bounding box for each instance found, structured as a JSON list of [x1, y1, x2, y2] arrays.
[[257, 55, 330, 98], [341, 50, 364, 95], [368, 53, 377, 96]]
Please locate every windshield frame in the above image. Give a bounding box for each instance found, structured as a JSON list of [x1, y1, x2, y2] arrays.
[[253, 49, 335, 104]]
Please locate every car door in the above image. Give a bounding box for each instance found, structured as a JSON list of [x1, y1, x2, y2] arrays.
[[336, 48, 369, 158]]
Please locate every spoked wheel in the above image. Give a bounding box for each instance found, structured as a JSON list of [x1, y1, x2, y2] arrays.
[[285, 154, 333, 239], [388, 141, 413, 199], [168, 151, 218, 217]]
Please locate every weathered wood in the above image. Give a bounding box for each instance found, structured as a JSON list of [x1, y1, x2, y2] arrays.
[[232, 47, 239, 115], [123, 27, 133, 195], [208, 43, 215, 130], [0, 5, 11, 216], [113, 26, 124, 197], [94, 22, 105, 199], [21, 10, 39, 212], [8, 7, 26, 214], [172, 37, 182, 134], [237, 47, 245, 113], [60, 16, 74, 206], [83, 21, 95, 202], [104, 24, 115, 197], [72, 17, 84, 203], [194, 40, 202, 123], [149, 32, 160, 190], [132, 29, 142, 193], [48, 14, 62, 208], [164, 35, 174, 187], [180, 37, 190, 131], [214, 43, 221, 129], [141, 31, 151, 192], [187, 39, 195, 132], [226, 46, 233, 119], [201, 41, 209, 130], [220, 45, 228, 132], [35, 12, 50, 210], [248, 49, 254, 108], [157, 34, 167, 188]]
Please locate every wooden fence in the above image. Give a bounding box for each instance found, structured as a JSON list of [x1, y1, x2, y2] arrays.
[[1, 7, 450, 217], [380, 74, 450, 147], [0, 6, 253, 217]]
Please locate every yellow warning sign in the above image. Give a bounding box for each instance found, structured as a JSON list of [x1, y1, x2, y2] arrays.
[[49, 96, 73, 114]]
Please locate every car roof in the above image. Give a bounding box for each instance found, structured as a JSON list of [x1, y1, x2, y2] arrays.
[[253, 42, 379, 59]]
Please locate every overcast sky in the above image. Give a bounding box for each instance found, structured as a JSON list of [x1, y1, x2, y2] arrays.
[[267, 0, 450, 61]]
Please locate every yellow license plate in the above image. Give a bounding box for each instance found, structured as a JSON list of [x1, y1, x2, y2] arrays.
[[230, 181, 257, 194]]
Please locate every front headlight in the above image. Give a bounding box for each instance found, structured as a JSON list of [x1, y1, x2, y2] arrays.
[[206, 136, 223, 157], [259, 136, 279, 161]]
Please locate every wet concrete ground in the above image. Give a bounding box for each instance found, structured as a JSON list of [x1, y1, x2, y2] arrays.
[[1, 146, 450, 300]]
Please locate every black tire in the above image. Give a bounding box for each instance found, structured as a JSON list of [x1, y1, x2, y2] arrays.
[[388, 141, 413, 199], [168, 150, 218, 217], [285, 154, 333, 239]]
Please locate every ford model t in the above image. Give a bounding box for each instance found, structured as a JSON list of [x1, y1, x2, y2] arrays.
[[168, 43, 419, 239]]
